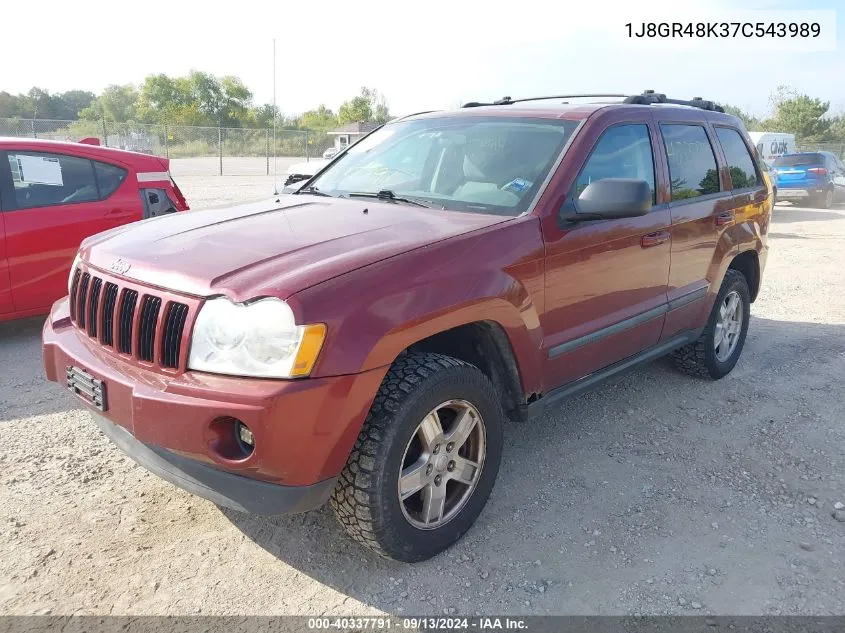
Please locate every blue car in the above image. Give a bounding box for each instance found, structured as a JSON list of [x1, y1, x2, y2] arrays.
[[773, 151, 845, 208]]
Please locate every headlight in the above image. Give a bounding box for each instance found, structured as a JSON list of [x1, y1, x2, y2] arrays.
[[188, 297, 326, 379], [68, 253, 81, 295]]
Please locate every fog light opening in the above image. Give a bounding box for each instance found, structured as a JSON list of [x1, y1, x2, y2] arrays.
[[235, 421, 255, 456], [207, 417, 255, 461]]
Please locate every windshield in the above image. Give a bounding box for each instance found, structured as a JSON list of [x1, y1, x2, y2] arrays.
[[302, 116, 580, 215], [774, 154, 822, 168]]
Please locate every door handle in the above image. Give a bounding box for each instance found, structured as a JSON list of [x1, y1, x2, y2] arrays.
[[641, 230, 670, 248], [715, 211, 734, 226]]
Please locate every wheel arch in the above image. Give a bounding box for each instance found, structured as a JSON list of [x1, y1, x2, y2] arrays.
[[728, 249, 761, 302], [404, 320, 531, 420]]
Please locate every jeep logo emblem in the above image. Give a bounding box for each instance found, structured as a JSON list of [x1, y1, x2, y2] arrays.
[[109, 258, 131, 275]]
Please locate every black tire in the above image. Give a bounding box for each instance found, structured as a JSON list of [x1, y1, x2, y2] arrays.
[[672, 269, 751, 380], [330, 352, 504, 562], [814, 188, 834, 209]]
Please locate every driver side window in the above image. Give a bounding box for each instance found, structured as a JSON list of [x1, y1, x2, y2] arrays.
[[6, 151, 98, 210], [574, 124, 656, 203]]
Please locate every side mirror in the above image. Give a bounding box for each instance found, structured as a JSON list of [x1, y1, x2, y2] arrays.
[[561, 178, 652, 222]]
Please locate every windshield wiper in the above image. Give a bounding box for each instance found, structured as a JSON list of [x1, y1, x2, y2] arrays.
[[296, 185, 333, 197], [347, 190, 441, 209]]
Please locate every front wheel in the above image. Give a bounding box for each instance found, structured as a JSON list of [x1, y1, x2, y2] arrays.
[[331, 353, 504, 562], [673, 269, 751, 379]]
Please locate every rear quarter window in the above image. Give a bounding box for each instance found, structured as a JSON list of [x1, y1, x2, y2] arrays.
[[715, 127, 761, 190], [660, 124, 721, 200], [94, 161, 128, 199]]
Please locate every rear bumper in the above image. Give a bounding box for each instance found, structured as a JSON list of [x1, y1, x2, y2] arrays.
[[777, 186, 829, 199], [92, 412, 335, 515], [42, 297, 388, 511]]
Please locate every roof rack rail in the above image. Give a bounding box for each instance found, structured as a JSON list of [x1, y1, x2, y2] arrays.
[[462, 94, 628, 108], [462, 90, 725, 113], [622, 90, 724, 113]]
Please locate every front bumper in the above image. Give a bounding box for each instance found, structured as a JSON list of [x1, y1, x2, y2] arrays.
[[92, 412, 335, 514], [43, 297, 387, 513]]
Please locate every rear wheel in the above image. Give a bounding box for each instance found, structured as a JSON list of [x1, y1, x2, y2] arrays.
[[814, 188, 834, 209], [331, 352, 504, 562], [673, 269, 751, 379]]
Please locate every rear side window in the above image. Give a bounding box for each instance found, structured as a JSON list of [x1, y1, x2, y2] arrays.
[[6, 151, 98, 209], [660, 124, 721, 200], [574, 124, 656, 203], [774, 154, 823, 168], [94, 161, 127, 198], [715, 128, 760, 190]]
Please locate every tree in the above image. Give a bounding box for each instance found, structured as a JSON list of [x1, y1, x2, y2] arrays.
[[80, 84, 139, 122], [760, 86, 833, 142], [337, 87, 390, 125], [136, 74, 194, 123], [298, 104, 338, 131], [830, 116, 845, 143], [185, 71, 253, 126], [245, 103, 281, 128], [54, 90, 96, 119], [720, 104, 760, 130]]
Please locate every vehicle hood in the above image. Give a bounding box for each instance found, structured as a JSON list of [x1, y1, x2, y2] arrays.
[[81, 196, 508, 301]]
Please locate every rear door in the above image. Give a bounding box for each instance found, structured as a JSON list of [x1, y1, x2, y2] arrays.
[[2, 148, 140, 313], [656, 120, 733, 340]]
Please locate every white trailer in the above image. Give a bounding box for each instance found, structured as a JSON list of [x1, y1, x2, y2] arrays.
[[748, 132, 795, 165]]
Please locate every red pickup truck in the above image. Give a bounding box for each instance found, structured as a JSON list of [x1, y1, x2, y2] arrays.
[[0, 138, 188, 322], [43, 92, 770, 561]]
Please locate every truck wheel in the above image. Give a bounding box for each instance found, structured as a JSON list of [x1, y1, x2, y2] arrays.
[[672, 269, 751, 380], [331, 352, 504, 562]]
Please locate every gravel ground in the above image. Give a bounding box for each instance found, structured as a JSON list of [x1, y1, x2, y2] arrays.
[[1, 200, 844, 616], [169, 157, 310, 208]]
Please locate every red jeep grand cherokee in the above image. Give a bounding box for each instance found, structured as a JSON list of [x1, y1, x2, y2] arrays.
[[0, 138, 188, 322], [43, 92, 771, 561]]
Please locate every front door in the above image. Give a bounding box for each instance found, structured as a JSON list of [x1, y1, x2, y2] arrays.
[[2, 149, 137, 313], [540, 119, 672, 389]]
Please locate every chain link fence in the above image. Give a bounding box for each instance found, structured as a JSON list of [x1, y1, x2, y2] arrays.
[[0, 118, 337, 176], [794, 142, 845, 159]]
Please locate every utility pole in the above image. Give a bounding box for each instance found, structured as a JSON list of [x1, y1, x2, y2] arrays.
[[272, 37, 278, 194]]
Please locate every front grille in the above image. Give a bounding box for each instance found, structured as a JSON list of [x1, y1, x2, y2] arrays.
[[68, 264, 195, 372], [161, 302, 189, 369], [117, 289, 138, 354], [86, 278, 102, 337], [69, 269, 81, 321], [77, 273, 90, 329], [138, 296, 162, 362], [101, 283, 119, 347]]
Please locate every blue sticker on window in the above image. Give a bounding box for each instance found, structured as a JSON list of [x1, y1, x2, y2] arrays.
[[503, 178, 532, 194]]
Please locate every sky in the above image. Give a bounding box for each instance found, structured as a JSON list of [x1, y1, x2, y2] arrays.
[[2, 0, 843, 119]]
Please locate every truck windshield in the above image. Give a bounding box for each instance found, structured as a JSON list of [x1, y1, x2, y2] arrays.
[[301, 116, 580, 216]]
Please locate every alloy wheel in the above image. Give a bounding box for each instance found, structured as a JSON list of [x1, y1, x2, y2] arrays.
[[714, 290, 743, 362], [398, 400, 486, 530]]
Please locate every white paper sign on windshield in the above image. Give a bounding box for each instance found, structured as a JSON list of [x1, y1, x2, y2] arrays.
[[15, 155, 64, 186]]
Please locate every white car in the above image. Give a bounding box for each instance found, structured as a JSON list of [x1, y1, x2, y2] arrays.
[[323, 146, 341, 159], [282, 158, 330, 191]]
